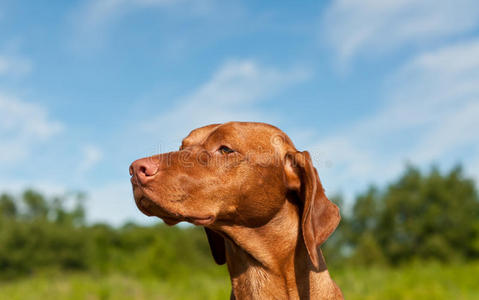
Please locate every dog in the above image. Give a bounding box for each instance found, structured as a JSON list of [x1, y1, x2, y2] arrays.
[[130, 122, 342, 299]]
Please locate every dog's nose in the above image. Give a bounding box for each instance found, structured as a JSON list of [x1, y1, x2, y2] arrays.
[[130, 157, 159, 185]]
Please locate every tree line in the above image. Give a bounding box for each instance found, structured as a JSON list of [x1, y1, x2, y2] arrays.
[[1, 164, 478, 279], [323, 165, 479, 266]]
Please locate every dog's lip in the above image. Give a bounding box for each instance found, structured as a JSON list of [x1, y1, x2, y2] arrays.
[[185, 215, 215, 226], [160, 214, 215, 226], [133, 190, 215, 226], [130, 176, 140, 186]]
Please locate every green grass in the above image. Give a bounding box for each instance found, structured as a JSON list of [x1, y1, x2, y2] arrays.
[[333, 261, 479, 300], [0, 271, 231, 300], [1, 262, 478, 300]]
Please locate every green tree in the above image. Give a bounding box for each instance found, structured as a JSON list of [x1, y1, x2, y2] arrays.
[[345, 186, 386, 265], [22, 190, 49, 219], [373, 165, 479, 264], [0, 194, 17, 218]]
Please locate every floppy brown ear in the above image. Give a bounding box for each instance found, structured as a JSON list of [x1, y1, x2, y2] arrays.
[[284, 151, 341, 269], [204, 228, 226, 265]]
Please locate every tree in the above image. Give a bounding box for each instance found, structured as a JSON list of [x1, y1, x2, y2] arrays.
[[0, 194, 17, 218], [350, 164, 479, 265], [347, 186, 386, 265], [22, 190, 49, 219]]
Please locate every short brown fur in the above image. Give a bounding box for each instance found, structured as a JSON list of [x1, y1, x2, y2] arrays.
[[130, 122, 343, 299]]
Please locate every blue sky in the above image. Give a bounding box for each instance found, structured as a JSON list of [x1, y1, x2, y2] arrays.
[[1, 0, 479, 225]]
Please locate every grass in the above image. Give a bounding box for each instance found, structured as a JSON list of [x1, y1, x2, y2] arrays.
[[333, 261, 479, 300], [0, 262, 478, 299]]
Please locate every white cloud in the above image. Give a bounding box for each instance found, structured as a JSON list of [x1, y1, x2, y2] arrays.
[[312, 38, 479, 198], [78, 145, 103, 174], [0, 94, 63, 164], [141, 59, 310, 151], [322, 0, 479, 67], [0, 55, 32, 77]]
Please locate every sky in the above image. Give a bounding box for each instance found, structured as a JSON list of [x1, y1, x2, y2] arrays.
[[1, 0, 479, 225]]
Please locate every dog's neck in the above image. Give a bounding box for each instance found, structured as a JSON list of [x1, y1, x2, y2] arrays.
[[219, 199, 342, 300]]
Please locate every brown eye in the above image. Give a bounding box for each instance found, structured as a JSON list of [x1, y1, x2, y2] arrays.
[[218, 145, 234, 154]]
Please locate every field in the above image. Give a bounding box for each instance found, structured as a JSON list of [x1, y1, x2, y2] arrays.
[[1, 262, 478, 300]]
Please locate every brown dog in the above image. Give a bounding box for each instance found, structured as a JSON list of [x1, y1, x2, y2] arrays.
[[130, 122, 342, 299]]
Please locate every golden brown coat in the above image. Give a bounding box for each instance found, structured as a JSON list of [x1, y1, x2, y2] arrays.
[[130, 122, 343, 299]]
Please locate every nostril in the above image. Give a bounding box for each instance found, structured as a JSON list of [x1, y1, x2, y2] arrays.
[[139, 165, 147, 176]]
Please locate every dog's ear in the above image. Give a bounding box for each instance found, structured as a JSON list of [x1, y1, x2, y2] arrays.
[[284, 151, 340, 269], [204, 228, 226, 265]]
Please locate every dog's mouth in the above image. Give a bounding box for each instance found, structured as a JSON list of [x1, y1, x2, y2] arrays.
[[184, 215, 215, 226], [160, 214, 215, 226], [133, 191, 215, 226]]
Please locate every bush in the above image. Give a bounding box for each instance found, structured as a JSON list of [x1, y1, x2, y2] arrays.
[[1, 163, 478, 279]]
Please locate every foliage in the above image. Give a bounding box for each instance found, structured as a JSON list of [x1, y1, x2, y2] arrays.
[[0, 189, 225, 281], [324, 164, 479, 267], [0, 163, 478, 298]]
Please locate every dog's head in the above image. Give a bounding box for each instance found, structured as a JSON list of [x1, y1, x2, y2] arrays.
[[130, 122, 340, 268]]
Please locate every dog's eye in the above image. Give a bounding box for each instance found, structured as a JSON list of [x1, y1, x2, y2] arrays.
[[218, 145, 234, 154]]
